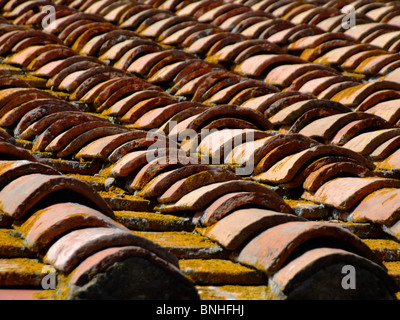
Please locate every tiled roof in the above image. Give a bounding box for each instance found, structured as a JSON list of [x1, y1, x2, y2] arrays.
[[0, 0, 399, 300]]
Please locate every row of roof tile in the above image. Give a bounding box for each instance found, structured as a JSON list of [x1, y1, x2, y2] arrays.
[[0, 0, 399, 299]]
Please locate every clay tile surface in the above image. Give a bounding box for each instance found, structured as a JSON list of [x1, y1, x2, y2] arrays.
[[1, 0, 400, 301], [236, 221, 382, 275]]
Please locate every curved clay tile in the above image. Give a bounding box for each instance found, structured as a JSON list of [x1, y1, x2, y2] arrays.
[[288, 107, 345, 134], [98, 38, 159, 62], [3, 44, 71, 68], [352, 188, 400, 224], [3, 0, 53, 18], [207, 39, 282, 64], [46, 60, 100, 89], [375, 147, 400, 172], [237, 221, 383, 275], [266, 63, 338, 88], [174, 70, 232, 97], [107, 137, 172, 163], [0, 88, 58, 119], [17, 111, 105, 140], [205, 208, 306, 250], [303, 176, 400, 211], [43, 12, 106, 34], [136, 164, 230, 198], [370, 135, 400, 160], [110, 148, 186, 178], [268, 99, 351, 125], [33, 55, 98, 78], [331, 81, 400, 107], [366, 99, 400, 125], [229, 133, 319, 171], [271, 247, 397, 299], [158, 179, 293, 214], [297, 75, 359, 96], [300, 39, 357, 62], [74, 130, 151, 161], [369, 31, 400, 51], [192, 74, 244, 102], [21, 202, 128, 251], [26, 46, 77, 71], [57, 66, 126, 92], [70, 23, 118, 52], [214, 6, 257, 27], [354, 53, 400, 75], [66, 245, 189, 289], [344, 22, 400, 42], [205, 79, 277, 105], [127, 49, 194, 76], [0, 75, 30, 90], [330, 117, 393, 145], [303, 161, 375, 192], [92, 77, 159, 110], [0, 141, 37, 161], [44, 227, 178, 273], [182, 104, 273, 132], [119, 8, 172, 29], [127, 154, 200, 191], [82, 0, 117, 14], [314, 43, 381, 65], [255, 144, 375, 183], [156, 19, 199, 42], [113, 43, 163, 70], [120, 95, 177, 123], [0, 160, 59, 189], [198, 191, 297, 225], [244, 92, 313, 116], [0, 173, 114, 219], [298, 112, 389, 141], [71, 71, 129, 101], [234, 54, 307, 78], [343, 128, 400, 155], [33, 117, 110, 150], [103, 89, 168, 116], [140, 15, 194, 38], [288, 32, 357, 51], [194, 128, 271, 160], [80, 29, 139, 56], [11, 100, 79, 135], [0, 29, 62, 54], [56, 126, 129, 158], [267, 24, 325, 45], [156, 168, 242, 204], [179, 24, 221, 48], [43, 121, 120, 153], [354, 90, 400, 112], [238, 18, 289, 38]]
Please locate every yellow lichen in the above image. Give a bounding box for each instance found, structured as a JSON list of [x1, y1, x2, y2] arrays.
[[196, 285, 274, 300]]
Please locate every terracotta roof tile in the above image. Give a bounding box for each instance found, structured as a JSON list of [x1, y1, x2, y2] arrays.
[[0, 0, 399, 299]]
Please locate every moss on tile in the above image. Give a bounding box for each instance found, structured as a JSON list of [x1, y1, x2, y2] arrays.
[[132, 231, 227, 258], [363, 239, 400, 261], [383, 261, 400, 287], [114, 210, 194, 231], [196, 285, 274, 300], [98, 191, 153, 211], [0, 229, 34, 257], [179, 259, 267, 285], [0, 258, 47, 286]]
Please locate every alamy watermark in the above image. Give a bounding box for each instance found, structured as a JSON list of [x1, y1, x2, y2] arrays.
[[341, 5, 356, 30], [41, 265, 57, 290], [341, 265, 356, 290], [40, 5, 56, 30]]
